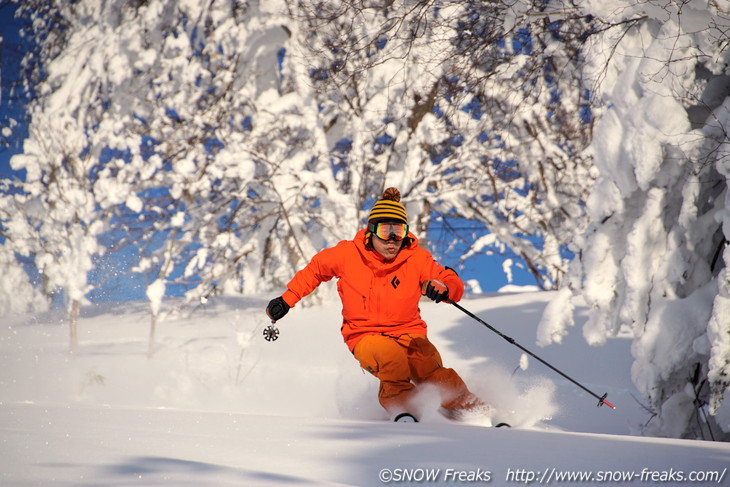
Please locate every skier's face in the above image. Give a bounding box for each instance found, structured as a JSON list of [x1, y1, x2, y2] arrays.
[[372, 232, 404, 260]]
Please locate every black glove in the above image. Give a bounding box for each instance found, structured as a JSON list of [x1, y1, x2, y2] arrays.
[[421, 279, 449, 303], [266, 296, 290, 322]]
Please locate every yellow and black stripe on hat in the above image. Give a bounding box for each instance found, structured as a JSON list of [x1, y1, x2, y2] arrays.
[[368, 187, 408, 224]]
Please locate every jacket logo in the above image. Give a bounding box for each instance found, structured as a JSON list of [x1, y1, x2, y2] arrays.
[[391, 276, 400, 289]]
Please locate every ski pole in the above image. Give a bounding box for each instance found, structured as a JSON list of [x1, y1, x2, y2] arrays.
[[447, 299, 616, 409]]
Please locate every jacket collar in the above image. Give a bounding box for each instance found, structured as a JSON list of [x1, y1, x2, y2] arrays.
[[353, 228, 417, 269]]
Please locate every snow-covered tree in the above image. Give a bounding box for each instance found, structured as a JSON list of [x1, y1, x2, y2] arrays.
[[4, 0, 598, 326], [0, 178, 48, 317], [293, 0, 596, 288], [3, 0, 352, 325], [538, 1, 730, 439], [3, 0, 113, 350]]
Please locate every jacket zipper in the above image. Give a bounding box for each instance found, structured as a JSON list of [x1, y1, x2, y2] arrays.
[[340, 277, 367, 311]]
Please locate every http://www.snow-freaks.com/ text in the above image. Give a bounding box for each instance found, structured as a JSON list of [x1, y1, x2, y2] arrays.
[[377, 466, 727, 484]]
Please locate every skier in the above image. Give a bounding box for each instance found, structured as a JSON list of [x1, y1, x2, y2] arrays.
[[265, 187, 489, 423]]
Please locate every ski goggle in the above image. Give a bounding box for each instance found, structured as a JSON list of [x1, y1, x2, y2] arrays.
[[369, 222, 409, 241]]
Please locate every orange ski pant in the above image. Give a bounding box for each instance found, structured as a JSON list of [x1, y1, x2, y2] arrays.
[[353, 333, 475, 416]]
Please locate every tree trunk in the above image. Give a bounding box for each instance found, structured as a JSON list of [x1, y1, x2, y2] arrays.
[[69, 299, 79, 354], [148, 312, 157, 358]]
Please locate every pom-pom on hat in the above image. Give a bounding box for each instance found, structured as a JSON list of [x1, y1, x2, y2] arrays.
[[368, 187, 408, 224]]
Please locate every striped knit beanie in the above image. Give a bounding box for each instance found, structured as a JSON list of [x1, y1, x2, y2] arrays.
[[368, 187, 408, 224]]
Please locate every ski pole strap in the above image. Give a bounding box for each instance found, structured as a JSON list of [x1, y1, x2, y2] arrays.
[[446, 299, 616, 410]]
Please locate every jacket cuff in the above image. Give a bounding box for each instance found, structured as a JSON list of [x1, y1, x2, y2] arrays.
[[442, 271, 464, 303], [281, 290, 299, 308]]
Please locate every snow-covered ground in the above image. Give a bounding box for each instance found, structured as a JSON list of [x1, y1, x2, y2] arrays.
[[2, 290, 729, 486]]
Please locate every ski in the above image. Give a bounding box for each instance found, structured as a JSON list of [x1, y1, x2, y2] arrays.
[[438, 406, 511, 428], [394, 412, 418, 423]]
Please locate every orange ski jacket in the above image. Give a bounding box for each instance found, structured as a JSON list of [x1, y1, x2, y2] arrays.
[[281, 229, 464, 352]]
